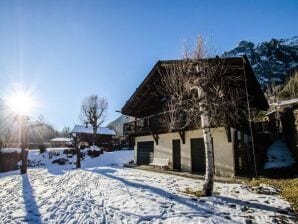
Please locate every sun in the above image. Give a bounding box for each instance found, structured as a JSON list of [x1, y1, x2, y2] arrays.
[[5, 91, 34, 116]]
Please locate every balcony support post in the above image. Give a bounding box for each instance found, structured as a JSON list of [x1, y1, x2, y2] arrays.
[[178, 129, 185, 144], [134, 118, 137, 133], [150, 132, 159, 145]]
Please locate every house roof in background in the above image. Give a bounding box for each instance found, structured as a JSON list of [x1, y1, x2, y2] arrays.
[[50, 138, 72, 142], [71, 125, 116, 135]]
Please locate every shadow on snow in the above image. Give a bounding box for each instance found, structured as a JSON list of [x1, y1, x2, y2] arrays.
[[22, 174, 42, 224], [87, 167, 229, 222], [87, 167, 294, 221]]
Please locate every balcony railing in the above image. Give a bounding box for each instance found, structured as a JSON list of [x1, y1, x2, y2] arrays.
[[123, 110, 194, 136], [123, 113, 169, 135]]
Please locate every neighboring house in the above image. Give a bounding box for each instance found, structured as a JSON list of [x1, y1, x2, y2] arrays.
[[265, 98, 298, 132], [269, 98, 298, 160], [71, 125, 116, 150], [121, 56, 269, 177], [270, 98, 298, 129], [50, 138, 72, 147]]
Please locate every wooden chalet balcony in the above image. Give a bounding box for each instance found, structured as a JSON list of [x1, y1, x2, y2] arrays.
[[123, 113, 169, 136], [123, 111, 192, 136]]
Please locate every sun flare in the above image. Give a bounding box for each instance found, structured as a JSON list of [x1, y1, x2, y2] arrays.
[[5, 91, 34, 116]]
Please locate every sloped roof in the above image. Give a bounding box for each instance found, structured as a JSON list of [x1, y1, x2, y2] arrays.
[[50, 138, 72, 142], [121, 56, 269, 117], [71, 125, 116, 135]]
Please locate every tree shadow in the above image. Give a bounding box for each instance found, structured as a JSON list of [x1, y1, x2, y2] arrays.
[[45, 165, 74, 175], [27, 165, 72, 176], [87, 167, 230, 221], [215, 196, 294, 216], [88, 167, 296, 221], [22, 174, 42, 224]]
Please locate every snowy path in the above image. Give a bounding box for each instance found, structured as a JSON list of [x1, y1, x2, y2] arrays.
[[0, 167, 296, 224], [264, 139, 296, 169]]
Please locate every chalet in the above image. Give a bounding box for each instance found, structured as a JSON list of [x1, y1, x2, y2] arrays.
[[121, 56, 269, 177], [71, 125, 116, 150]]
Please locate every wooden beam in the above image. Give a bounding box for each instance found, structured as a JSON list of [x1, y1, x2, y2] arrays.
[[149, 130, 159, 145], [152, 133, 159, 145], [178, 129, 185, 144]]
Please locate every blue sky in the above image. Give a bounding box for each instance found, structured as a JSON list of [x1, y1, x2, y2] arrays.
[[0, 0, 297, 130]]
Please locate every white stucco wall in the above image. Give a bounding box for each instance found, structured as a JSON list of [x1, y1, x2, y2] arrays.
[[134, 127, 235, 177]]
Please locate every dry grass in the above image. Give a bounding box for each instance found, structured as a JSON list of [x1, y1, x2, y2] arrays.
[[183, 178, 298, 214], [183, 187, 220, 197], [248, 178, 298, 213], [183, 188, 205, 197]]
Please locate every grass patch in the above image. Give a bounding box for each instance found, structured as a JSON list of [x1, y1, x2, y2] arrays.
[[183, 187, 220, 197], [183, 188, 205, 197], [247, 178, 298, 213]]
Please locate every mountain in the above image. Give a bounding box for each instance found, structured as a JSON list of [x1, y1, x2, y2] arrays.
[[222, 36, 298, 86], [106, 115, 134, 136]]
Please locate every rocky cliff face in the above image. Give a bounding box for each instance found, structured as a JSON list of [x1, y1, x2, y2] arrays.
[[222, 36, 298, 86]]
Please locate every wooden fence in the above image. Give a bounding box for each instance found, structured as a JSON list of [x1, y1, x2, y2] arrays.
[[0, 152, 21, 172]]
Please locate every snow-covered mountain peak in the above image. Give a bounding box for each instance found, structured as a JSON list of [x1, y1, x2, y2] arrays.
[[223, 36, 298, 86]]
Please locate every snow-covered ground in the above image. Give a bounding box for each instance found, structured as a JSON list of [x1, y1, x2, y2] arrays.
[[264, 139, 296, 169], [27, 148, 134, 170], [0, 150, 296, 224]]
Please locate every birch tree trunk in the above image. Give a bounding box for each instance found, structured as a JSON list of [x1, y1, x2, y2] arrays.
[[193, 86, 214, 196], [200, 106, 214, 196]]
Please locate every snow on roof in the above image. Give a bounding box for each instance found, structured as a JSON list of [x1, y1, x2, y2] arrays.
[[46, 148, 72, 152], [50, 138, 72, 142], [71, 125, 116, 135], [0, 148, 22, 154]]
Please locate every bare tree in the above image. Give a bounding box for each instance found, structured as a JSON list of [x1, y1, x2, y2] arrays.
[[80, 95, 108, 146], [61, 126, 71, 137], [159, 37, 248, 196]]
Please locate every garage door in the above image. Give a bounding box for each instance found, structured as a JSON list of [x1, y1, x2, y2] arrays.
[[191, 138, 205, 173], [137, 141, 154, 165]]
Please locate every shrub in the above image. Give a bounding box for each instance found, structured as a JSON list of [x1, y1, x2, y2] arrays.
[[79, 142, 89, 149], [38, 144, 46, 154], [87, 149, 101, 158], [52, 158, 69, 165]]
